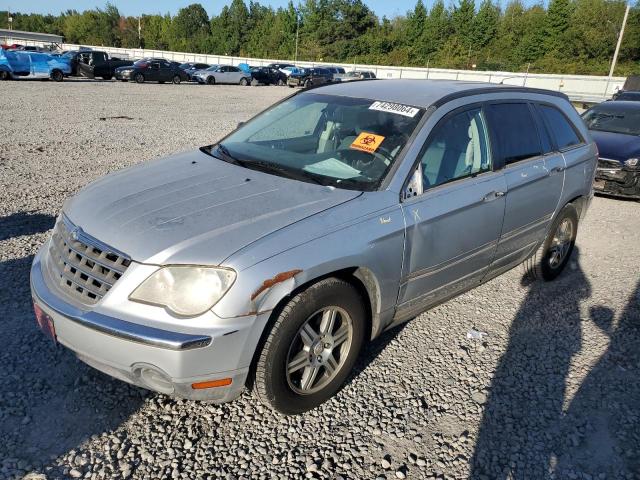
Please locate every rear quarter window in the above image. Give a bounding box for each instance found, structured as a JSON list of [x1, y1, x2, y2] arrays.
[[538, 104, 582, 149]]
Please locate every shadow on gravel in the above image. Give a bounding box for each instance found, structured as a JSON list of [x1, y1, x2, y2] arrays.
[[0, 211, 56, 241], [0, 254, 145, 475], [471, 248, 591, 479]]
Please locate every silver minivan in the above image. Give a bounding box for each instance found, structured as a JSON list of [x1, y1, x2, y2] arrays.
[[30, 80, 597, 414]]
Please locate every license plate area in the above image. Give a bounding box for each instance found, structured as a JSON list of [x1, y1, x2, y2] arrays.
[[33, 300, 57, 344]]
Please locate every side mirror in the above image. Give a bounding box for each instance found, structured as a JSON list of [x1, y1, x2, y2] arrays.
[[237, 121, 246, 129]]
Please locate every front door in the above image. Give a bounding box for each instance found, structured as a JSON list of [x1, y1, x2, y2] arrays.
[[396, 105, 507, 321], [484, 102, 564, 276]]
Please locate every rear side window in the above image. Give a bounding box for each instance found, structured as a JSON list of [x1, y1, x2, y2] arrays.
[[538, 105, 582, 149], [485, 103, 542, 165]]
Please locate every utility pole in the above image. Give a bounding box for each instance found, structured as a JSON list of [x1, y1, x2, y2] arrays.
[[8, 6, 12, 31], [138, 16, 142, 49], [605, 2, 630, 98], [294, 11, 300, 63]]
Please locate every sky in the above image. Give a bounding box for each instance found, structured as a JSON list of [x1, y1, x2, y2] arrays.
[[4, 0, 435, 19]]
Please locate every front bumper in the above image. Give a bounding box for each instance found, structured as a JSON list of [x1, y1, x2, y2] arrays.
[[594, 159, 640, 199], [30, 248, 263, 402]]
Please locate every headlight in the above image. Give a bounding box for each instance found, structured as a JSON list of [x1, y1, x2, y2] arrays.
[[624, 158, 639, 167], [129, 266, 236, 317]]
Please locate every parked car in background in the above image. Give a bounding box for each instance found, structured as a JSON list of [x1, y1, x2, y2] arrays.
[[75, 51, 134, 80], [60, 49, 93, 76], [192, 64, 252, 85], [115, 58, 188, 84], [30, 80, 596, 415], [179, 62, 210, 81], [0, 48, 71, 81], [324, 66, 346, 78], [287, 67, 333, 88], [280, 66, 304, 77], [337, 70, 377, 82], [611, 90, 640, 101], [267, 62, 295, 72], [582, 101, 640, 199], [250, 66, 287, 86], [612, 75, 640, 101]]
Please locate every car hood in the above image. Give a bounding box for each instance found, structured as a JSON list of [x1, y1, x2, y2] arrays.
[[63, 150, 361, 265], [590, 129, 640, 162]]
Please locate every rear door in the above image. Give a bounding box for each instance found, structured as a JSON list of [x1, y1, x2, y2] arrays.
[[159, 61, 174, 81], [396, 105, 507, 319], [484, 102, 564, 277], [227, 66, 243, 84], [148, 61, 161, 81]]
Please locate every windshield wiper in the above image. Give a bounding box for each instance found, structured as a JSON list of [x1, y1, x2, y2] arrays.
[[214, 143, 250, 167], [241, 160, 323, 185]]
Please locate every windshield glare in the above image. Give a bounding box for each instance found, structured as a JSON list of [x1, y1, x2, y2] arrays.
[[216, 93, 424, 190], [583, 105, 640, 136]]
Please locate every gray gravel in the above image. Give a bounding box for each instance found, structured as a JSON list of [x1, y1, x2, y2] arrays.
[[1, 79, 639, 480]]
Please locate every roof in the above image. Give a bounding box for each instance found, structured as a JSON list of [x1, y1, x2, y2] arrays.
[[593, 100, 640, 110], [309, 79, 566, 108], [0, 29, 63, 44]]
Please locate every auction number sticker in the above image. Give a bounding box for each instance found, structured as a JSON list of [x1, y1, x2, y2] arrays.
[[369, 101, 420, 117], [350, 132, 386, 154]]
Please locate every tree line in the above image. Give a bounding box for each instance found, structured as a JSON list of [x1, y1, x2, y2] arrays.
[[1, 0, 639, 76]]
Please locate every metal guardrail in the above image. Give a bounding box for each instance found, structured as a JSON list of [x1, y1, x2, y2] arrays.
[[12, 39, 626, 103]]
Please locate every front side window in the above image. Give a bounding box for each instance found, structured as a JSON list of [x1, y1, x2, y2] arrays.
[[539, 105, 581, 149], [485, 103, 542, 165], [417, 108, 491, 190], [582, 104, 640, 136], [209, 93, 424, 191]]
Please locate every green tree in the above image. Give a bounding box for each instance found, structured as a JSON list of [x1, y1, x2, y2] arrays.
[[545, 0, 573, 54]]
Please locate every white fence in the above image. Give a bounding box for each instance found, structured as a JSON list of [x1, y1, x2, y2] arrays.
[[7, 36, 626, 103]]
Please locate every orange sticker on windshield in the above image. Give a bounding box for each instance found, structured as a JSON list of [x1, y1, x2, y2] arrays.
[[350, 132, 385, 154]]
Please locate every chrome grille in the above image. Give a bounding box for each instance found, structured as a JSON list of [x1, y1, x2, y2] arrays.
[[48, 215, 131, 304]]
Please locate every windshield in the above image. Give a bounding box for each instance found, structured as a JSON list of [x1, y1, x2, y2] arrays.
[[208, 93, 424, 191], [583, 105, 640, 136]]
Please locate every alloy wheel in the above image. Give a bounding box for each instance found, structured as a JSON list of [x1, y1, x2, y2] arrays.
[[285, 307, 353, 395], [548, 218, 573, 268]]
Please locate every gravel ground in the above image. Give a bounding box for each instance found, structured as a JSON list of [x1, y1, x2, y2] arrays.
[[1, 79, 639, 480]]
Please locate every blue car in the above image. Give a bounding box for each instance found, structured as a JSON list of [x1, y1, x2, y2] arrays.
[[0, 48, 71, 82], [583, 100, 640, 199]]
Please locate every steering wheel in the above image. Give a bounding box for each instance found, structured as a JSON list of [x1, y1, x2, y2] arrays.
[[337, 146, 394, 171]]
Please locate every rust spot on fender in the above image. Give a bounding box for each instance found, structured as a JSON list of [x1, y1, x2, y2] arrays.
[[251, 269, 303, 301]]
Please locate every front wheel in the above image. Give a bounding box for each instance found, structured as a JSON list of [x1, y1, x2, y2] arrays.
[[172, 75, 181, 84], [253, 278, 366, 414], [51, 69, 63, 82], [524, 203, 578, 281], [135, 73, 145, 84], [0, 70, 10, 80], [206, 76, 215, 85], [239, 77, 249, 86]]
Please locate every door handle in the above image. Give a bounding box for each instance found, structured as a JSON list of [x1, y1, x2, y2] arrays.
[[483, 191, 506, 202], [548, 166, 566, 175]]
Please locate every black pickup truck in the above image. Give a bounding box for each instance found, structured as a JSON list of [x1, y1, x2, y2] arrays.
[[72, 51, 134, 80]]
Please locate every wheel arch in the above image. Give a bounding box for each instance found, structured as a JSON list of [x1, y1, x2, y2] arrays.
[[245, 266, 378, 390]]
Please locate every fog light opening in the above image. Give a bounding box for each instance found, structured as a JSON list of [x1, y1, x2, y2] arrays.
[[134, 365, 175, 394], [191, 378, 232, 390]]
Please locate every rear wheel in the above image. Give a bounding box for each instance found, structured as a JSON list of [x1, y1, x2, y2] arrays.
[[172, 75, 181, 84], [240, 77, 249, 86], [523, 203, 578, 281], [304, 79, 312, 88], [51, 69, 63, 82], [277, 78, 285, 86], [135, 73, 145, 84], [253, 278, 366, 415], [0, 70, 9, 80], [206, 76, 215, 85]]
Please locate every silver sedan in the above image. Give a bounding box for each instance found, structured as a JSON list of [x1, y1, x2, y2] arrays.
[[192, 64, 251, 86]]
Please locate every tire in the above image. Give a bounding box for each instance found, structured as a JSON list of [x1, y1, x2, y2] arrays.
[[102, 75, 112, 81], [0, 70, 9, 81], [135, 73, 145, 84], [304, 80, 311, 88], [240, 77, 249, 86], [206, 76, 215, 85], [277, 78, 285, 86], [253, 278, 366, 415], [51, 69, 63, 82], [523, 203, 578, 281], [172, 75, 181, 84]]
